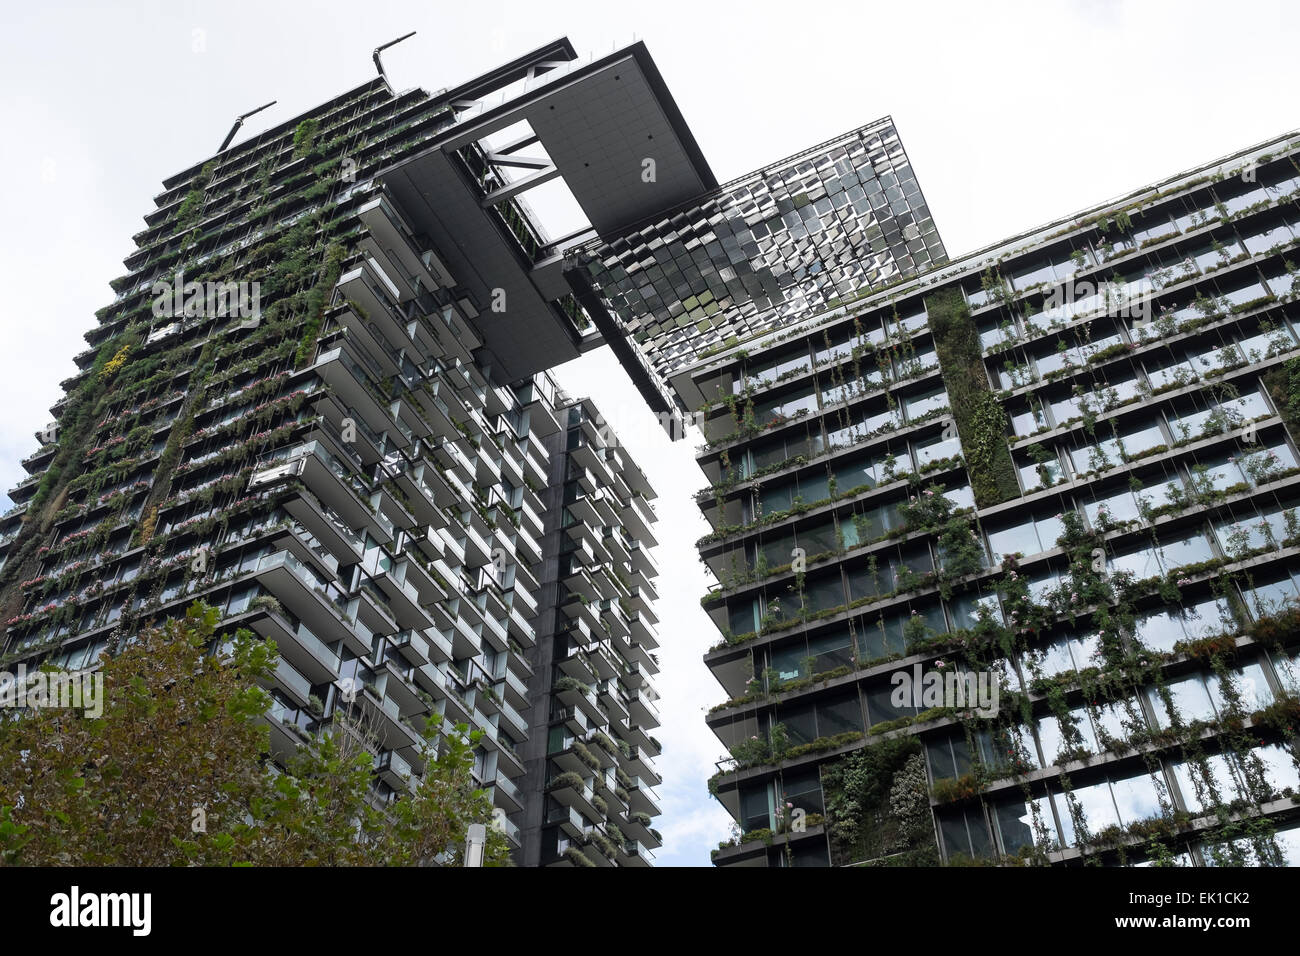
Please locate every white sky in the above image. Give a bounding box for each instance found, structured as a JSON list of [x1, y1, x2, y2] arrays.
[[2, 0, 1298, 866]]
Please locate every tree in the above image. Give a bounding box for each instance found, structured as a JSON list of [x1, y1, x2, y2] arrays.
[[0, 602, 509, 866]]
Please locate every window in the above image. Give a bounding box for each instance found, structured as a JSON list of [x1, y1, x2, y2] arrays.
[[992, 792, 1056, 855], [1242, 568, 1300, 617], [1154, 529, 1214, 570], [1101, 773, 1162, 829], [781, 769, 824, 816], [938, 804, 994, 861], [903, 387, 949, 422], [1036, 705, 1098, 764], [1133, 598, 1234, 654], [913, 431, 961, 468], [986, 512, 1065, 562], [948, 592, 1002, 630], [739, 782, 774, 833]]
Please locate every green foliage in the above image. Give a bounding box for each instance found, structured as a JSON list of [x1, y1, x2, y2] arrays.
[[292, 119, 321, 158], [0, 602, 506, 866], [822, 736, 937, 865], [1262, 357, 1300, 433], [295, 242, 347, 367], [925, 290, 1019, 507]]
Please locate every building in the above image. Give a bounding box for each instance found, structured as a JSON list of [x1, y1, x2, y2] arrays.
[[666, 130, 1300, 866], [0, 39, 668, 866], [524, 394, 664, 866], [574, 116, 947, 389]]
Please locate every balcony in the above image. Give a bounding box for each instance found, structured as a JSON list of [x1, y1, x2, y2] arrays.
[[598, 681, 629, 725], [369, 565, 433, 631], [622, 495, 658, 546], [627, 777, 661, 818], [564, 564, 600, 604], [552, 705, 591, 737], [499, 666, 530, 709], [619, 840, 654, 867], [336, 258, 417, 355], [495, 812, 522, 849], [546, 772, 600, 821], [547, 803, 587, 841], [248, 550, 368, 659], [558, 646, 597, 684], [524, 390, 561, 438], [628, 688, 661, 729], [571, 440, 615, 490], [313, 347, 408, 455], [625, 746, 661, 787], [281, 488, 364, 564], [374, 749, 413, 790], [628, 538, 658, 578], [267, 439, 394, 546], [355, 192, 452, 298], [249, 607, 342, 687], [336, 300, 403, 378], [587, 644, 622, 682], [391, 628, 429, 666], [497, 696, 530, 741], [525, 443, 549, 487], [343, 684, 422, 753], [507, 602, 538, 647], [490, 771, 524, 814]]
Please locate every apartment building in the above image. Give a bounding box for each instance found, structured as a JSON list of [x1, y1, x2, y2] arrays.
[[0, 40, 669, 866], [674, 132, 1300, 866]]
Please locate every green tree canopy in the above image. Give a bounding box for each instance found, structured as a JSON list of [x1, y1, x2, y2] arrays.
[[0, 602, 510, 866]]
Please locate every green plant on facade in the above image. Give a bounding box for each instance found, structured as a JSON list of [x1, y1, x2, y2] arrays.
[[925, 290, 1019, 507]]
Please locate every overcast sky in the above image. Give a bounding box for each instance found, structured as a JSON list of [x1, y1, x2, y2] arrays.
[[2, 0, 1298, 867]]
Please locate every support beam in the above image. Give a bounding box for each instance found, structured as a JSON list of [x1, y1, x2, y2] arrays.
[[486, 152, 552, 170], [481, 164, 560, 206]]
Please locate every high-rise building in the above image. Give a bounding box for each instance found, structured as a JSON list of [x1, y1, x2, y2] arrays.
[[665, 129, 1300, 866], [524, 394, 664, 866], [0, 39, 671, 867]]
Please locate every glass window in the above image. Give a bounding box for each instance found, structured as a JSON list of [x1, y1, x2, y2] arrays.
[[1066, 780, 1120, 836], [1155, 530, 1214, 571], [1037, 707, 1098, 764], [949, 592, 1002, 630], [807, 627, 854, 673], [781, 769, 824, 816], [1171, 753, 1243, 814], [739, 782, 773, 833], [913, 431, 961, 468], [866, 679, 914, 725], [1133, 609, 1183, 653], [818, 692, 864, 737], [993, 792, 1055, 855], [1206, 659, 1271, 714], [904, 387, 949, 422], [1110, 771, 1164, 825], [1148, 675, 1216, 728]]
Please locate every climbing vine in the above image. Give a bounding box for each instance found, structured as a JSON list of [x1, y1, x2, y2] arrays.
[[925, 290, 1019, 507]]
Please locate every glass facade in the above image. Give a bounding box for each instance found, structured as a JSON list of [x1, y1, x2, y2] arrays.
[[701, 126, 1300, 867], [580, 118, 947, 380]]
